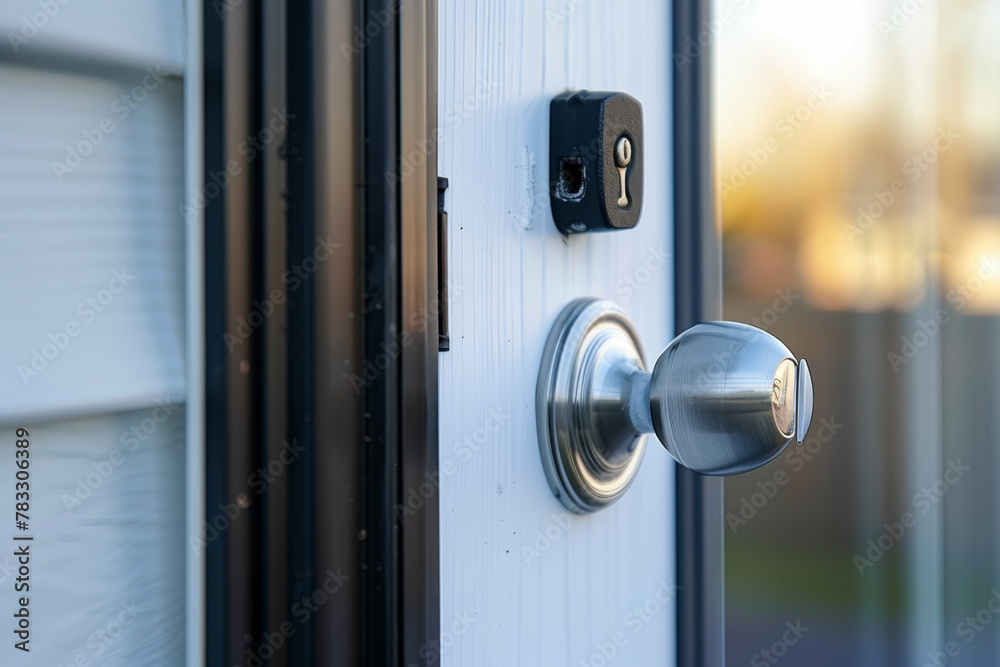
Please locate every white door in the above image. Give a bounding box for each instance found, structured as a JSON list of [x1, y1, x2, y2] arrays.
[[437, 1, 677, 664]]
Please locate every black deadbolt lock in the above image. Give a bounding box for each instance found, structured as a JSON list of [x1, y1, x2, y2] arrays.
[[549, 90, 644, 234]]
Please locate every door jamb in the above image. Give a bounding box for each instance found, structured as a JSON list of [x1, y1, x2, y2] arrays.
[[673, 0, 726, 664]]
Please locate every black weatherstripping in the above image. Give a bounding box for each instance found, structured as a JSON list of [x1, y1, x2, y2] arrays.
[[285, 0, 368, 663], [361, 0, 401, 663], [202, 2, 228, 659], [673, 0, 725, 665], [284, 0, 317, 661], [203, 0, 267, 664], [283, 0, 440, 664]]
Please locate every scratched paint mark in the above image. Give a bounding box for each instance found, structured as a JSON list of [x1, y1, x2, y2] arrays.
[[515, 145, 535, 230]]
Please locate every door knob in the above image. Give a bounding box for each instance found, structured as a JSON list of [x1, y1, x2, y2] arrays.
[[536, 298, 814, 513]]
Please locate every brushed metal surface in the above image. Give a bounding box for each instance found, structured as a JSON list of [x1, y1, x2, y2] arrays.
[[536, 298, 649, 514], [537, 299, 815, 511], [650, 321, 805, 475]]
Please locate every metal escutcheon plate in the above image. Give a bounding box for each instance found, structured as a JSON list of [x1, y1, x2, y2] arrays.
[[536, 298, 648, 514]]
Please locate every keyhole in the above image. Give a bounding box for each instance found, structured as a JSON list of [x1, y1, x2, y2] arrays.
[[614, 136, 632, 208]]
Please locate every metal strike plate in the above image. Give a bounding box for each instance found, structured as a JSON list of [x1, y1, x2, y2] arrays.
[[549, 91, 644, 234]]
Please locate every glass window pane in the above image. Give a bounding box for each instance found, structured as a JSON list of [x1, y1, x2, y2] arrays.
[[718, 1, 1000, 664]]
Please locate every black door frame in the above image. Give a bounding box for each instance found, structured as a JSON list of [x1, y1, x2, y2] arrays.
[[204, 0, 439, 665], [673, 0, 726, 664]]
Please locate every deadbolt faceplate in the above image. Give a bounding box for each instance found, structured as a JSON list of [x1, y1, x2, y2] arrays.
[[549, 91, 644, 233]]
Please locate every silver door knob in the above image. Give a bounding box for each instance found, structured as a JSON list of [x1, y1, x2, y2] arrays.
[[536, 298, 813, 513]]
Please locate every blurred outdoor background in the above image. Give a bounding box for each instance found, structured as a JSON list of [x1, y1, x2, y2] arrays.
[[716, 0, 1000, 665]]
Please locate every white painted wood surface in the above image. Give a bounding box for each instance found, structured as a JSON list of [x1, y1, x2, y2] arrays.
[[437, 1, 677, 664]]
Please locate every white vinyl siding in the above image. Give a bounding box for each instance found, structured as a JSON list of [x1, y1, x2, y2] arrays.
[[0, 65, 185, 424], [24, 407, 186, 665], [0, 2, 184, 75], [0, 2, 187, 664]]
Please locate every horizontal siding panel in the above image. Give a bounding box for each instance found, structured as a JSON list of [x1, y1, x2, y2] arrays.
[[7, 407, 185, 665], [0, 0, 184, 74], [0, 64, 185, 427]]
